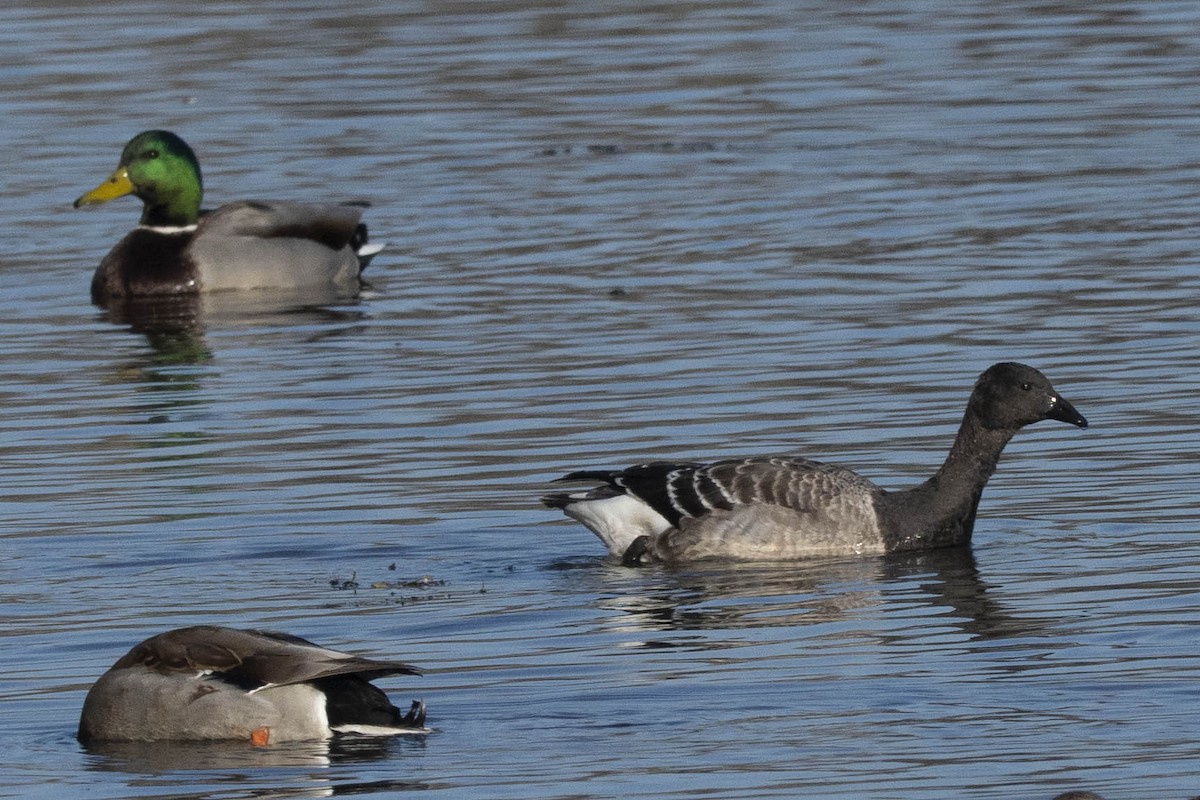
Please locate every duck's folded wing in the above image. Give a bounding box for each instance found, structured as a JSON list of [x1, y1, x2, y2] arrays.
[[187, 202, 368, 290], [230, 629, 422, 688], [114, 626, 420, 688], [199, 200, 366, 250]]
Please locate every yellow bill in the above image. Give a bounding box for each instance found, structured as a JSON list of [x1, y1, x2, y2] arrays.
[[74, 166, 135, 208]]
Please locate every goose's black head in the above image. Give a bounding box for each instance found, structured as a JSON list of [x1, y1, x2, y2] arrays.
[[971, 362, 1087, 431]]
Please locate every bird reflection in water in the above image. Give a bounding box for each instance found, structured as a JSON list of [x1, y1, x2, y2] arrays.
[[98, 289, 370, 368], [588, 545, 1048, 645]]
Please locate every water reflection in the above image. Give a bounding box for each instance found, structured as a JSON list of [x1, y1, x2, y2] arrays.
[[880, 546, 1051, 641], [99, 289, 371, 367], [596, 547, 1041, 643], [81, 732, 429, 776]]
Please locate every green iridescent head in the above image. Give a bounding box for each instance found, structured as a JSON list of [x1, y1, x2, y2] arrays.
[[75, 130, 204, 227]]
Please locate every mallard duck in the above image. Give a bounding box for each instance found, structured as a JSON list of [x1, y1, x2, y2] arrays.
[[78, 625, 427, 743], [74, 130, 383, 304], [543, 362, 1087, 564]]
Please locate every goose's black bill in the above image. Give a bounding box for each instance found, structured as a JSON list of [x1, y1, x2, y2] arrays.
[[1048, 395, 1087, 428]]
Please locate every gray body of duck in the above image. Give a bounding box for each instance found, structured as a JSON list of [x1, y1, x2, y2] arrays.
[[78, 626, 426, 744], [75, 130, 382, 304], [543, 362, 1087, 564]]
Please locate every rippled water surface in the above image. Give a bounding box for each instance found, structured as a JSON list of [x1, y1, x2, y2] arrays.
[[1, 1, 1199, 798]]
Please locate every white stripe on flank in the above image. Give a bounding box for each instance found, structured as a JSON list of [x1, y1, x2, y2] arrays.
[[332, 723, 431, 736], [693, 471, 717, 510], [138, 224, 198, 234], [710, 471, 736, 505]]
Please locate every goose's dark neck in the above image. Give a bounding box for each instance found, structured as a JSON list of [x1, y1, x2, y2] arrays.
[[878, 410, 1017, 550]]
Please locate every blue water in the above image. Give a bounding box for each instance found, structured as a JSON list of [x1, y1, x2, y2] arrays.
[[1, 1, 1198, 798]]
